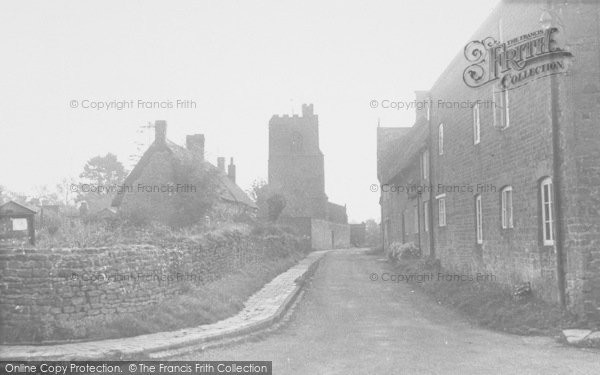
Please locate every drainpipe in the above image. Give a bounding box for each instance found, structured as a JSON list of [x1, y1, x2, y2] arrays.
[[551, 68, 566, 308], [541, 0, 566, 308], [417, 191, 422, 252], [427, 97, 436, 259], [380, 197, 385, 253]]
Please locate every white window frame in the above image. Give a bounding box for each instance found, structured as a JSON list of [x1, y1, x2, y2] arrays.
[[493, 87, 510, 129], [421, 149, 429, 180], [501, 186, 513, 229], [423, 201, 429, 232], [541, 177, 554, 245], [473, 102, 481, 144], [414, 205, 419, 234], [438, 196, 446, 227], [475, 194, 483, 244], [438, 123, 444, 155]]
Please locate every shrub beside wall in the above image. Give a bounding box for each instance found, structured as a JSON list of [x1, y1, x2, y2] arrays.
[[0, 230, 309, 344]]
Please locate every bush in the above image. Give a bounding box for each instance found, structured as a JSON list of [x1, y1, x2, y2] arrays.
[[40, 210, 62, 236], [388, 241, 421, 261]]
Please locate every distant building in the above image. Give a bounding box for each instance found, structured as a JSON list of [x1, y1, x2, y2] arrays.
[[269, 104, 350, 249], [112, 120, 257, 223], [378, 1, 600, 318], [0, 201, 37, 245]]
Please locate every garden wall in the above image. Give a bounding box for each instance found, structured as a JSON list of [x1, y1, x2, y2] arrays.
[[0, 231, 308, 343]]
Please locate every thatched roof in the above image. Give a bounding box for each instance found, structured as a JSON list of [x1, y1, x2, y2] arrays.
[[377, 120, 429, 184], [112, 139, 256, 209]]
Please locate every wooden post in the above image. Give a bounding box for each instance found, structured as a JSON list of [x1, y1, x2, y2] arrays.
[[28, 215, 35, 245]]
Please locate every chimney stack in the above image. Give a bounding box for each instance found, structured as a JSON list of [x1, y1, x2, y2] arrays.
[[414, 91, 430, 123], [301, 103, 314, 117], [227, 157, 236, 183], [217, 157, 226, 172], [155, 120, 167, 144], [186, 134, 205, 161]]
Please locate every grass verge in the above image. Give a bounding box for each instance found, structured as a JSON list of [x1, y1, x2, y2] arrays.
[[2, 253, 304, 344], [88, 253, 304, 341], [389, 258, 595, 336]]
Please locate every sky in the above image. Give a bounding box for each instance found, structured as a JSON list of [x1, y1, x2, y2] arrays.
[[0, 0, 500, 223]]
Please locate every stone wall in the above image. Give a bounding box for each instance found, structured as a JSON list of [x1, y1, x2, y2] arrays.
[[278, 217, 350, 250], [0, 231, 307, 343], [310, 219, 350, 250], [424, 0, 600, 316], [378, 1, 600, 317]]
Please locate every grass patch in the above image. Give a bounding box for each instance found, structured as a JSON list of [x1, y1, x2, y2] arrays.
[[2, 253, 303, 344], [364, 246, 384, 256], [390, 258, 592, 336], [88, 253, 303, 340]]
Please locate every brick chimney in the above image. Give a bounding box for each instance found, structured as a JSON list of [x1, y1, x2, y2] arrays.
[[227, 158, 236, 183], [186, 134, 205, 161], [301, 103, 314, 117], [155, 120, 167, 144], [414, 91, 430, 124], [217, 157, 225, 172]]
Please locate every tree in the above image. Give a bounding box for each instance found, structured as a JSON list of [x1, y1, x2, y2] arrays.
[[120, 154, 219, 228], [248, 179, 271, 219], [364, 219, 381, 247], [79, 153, 127, 212], [80, 153, 127, 187], [31, 185, 60, 206], [0, 186, 21, 205], [267, 194, 286, 222], [168, 156, 219, 228], [56, 178, 78, 206], [248, 180, 287, 222]]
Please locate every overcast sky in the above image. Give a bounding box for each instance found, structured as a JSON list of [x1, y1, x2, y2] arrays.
[[0, 0, 500, 222]]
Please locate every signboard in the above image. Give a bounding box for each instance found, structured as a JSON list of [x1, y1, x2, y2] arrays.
[[11, 218, 28, 231]]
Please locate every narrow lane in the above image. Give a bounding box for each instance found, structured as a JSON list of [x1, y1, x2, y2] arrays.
[[178, 249, 600, 374]]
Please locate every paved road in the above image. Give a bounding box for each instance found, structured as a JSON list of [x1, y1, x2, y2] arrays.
[[178, 249, 600, 374]]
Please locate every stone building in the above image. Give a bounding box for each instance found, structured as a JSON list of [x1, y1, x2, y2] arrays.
[[378, 0, 600, 318], [112, 120, 257, 223], [269, 104, 350, 249]]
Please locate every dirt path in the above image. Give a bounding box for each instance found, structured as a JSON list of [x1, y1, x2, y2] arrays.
[[177, 249, 600, 374]]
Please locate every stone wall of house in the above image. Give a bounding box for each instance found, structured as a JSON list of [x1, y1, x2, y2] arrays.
[[379, 1, 600, 316], [426, 1, 600, 312], [559, 2, 600, 318], [381, 155, 432, 258], [0, 231, 308, 344]]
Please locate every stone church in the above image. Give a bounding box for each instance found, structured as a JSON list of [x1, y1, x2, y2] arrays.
[[269, 104, 350, 249]]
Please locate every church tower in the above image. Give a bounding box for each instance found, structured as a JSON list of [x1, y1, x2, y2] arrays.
[[268, 104, 328, 218]]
